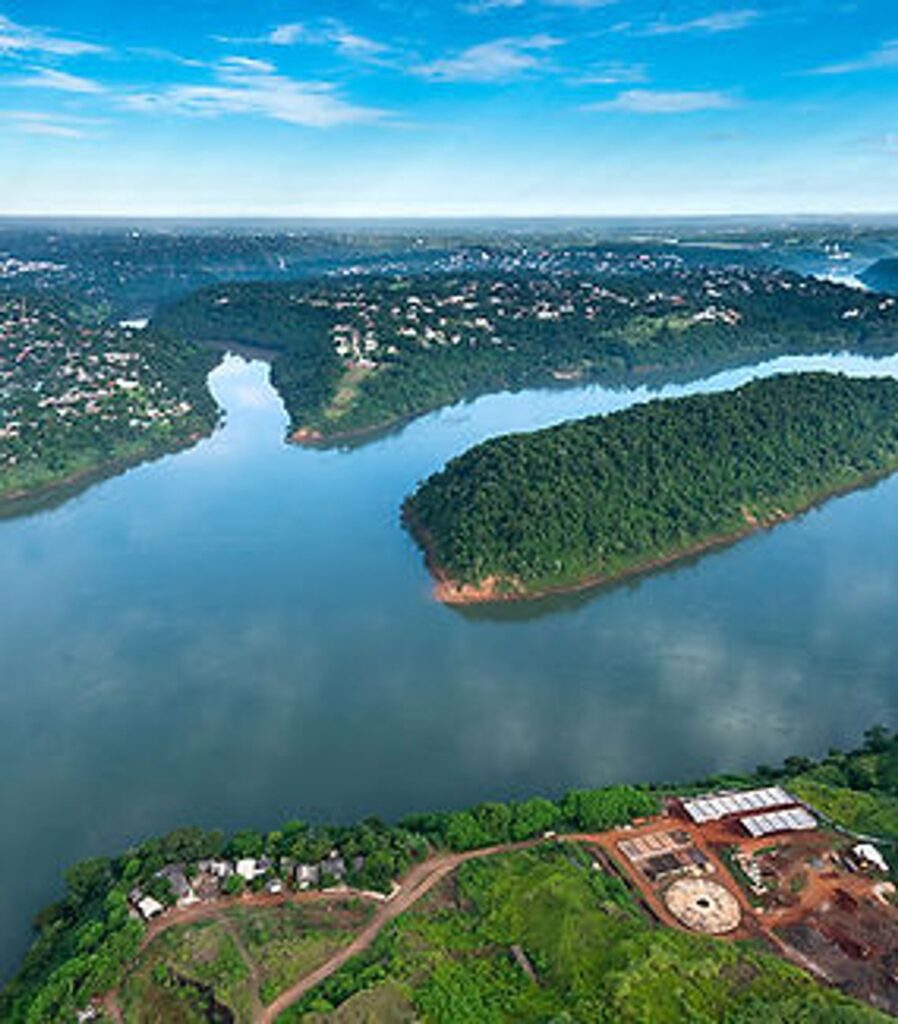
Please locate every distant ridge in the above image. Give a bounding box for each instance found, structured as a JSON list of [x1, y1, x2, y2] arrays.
[[861, 258, 898, 295]]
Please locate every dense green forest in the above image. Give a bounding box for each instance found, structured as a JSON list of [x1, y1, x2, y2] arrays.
[[405, 373, 898, 598], [3, 726, 897, 1022], [155, 269, 898, 441], [153, 282, 344, 430]]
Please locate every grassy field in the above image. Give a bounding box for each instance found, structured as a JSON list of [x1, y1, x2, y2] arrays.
[[279, 845, 885, 1023], [789, 778, 898, 839], [120, 919, 253, 1023], [304, 981, 416, 1022], [225, 902, 373, 1005], [119, 900, 373, 1021]]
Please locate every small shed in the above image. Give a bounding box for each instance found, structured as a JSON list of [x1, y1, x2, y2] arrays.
[[296, 864, 320, 889], [136, 895, 164, 921], [852, 843, 889, 874]]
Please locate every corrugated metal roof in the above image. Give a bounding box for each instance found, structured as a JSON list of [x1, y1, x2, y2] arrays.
[[740, 807, 817, 837], [682, 786, 793, 823]]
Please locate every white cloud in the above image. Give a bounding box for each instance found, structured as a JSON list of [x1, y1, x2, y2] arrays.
[[2, 111, 95, 137], [413, 35, 562, 82], [463, 0, 615, 9], [219, 56, 275, 74], [129, 47, 207, 69], [266, 20, 387, 60], [584, 88, 736, 113], [329, 31, 387, 58], [808, 39, 898, 75], [123, 58, 389, 128], [643, 9, 758, 36], [461, 0, 526, 12], [573, 62, 648, 85], [0, 14, 105, 56], [269, 23, 305, 46], [12, 67, 104, 93]]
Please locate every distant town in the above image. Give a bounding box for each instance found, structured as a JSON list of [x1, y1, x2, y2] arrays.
[[0, 295, 216, 502]]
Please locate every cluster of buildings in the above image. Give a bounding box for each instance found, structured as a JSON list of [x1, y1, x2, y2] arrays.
[[0, 297, 196, 475], [429, 245, 694, 279], [0, 255, 65, 279], [679, 785, 818, 838], [294, 262, 886, 372], [128, 849, 369, 923]]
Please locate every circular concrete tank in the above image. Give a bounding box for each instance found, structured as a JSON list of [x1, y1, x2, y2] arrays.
[[664, 878, 741, 934]]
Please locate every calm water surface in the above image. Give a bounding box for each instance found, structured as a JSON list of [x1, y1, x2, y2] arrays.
[[2, 352, 898, 977]]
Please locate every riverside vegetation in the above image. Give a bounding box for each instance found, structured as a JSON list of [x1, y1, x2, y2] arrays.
[[2, 727, 897, 1022], [6, 260, 897, 504], [154, 267, 898, 441], [405, 373, 898, 601]]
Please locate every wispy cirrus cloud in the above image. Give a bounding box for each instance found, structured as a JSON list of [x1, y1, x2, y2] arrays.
[[0, 14, 105, 57], [2, 111, 97, 137], [123, 57, 390, 128], [543, 0, 618, 7], [463, 0, 616, 10], [461, 0, 525, 12], [584, 88, 736, 113], [641, 9, 759, 36], [129, 47, 207, 69], [413, 35, 562, 82], [11, 67, 105, 93], [217, 19, 390, 63], [269, 21, 387, 58], [807, 39, 898, 75], [572, 62, 648, 85]]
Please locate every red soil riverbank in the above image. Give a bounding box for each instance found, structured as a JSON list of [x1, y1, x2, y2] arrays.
[[407, 466, 898, 605]]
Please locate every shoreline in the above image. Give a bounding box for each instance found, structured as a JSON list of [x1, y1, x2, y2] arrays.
[[0, 428, 211, 519], [289, 409, 420, 448], [286, 342, 898, 451], [406, 465, 898, 606]]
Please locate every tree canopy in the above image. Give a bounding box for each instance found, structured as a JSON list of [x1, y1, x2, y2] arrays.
[[406, 373, 898, 597]]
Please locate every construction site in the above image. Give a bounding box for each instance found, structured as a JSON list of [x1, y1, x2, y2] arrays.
[[585, 785, 898, 1015]]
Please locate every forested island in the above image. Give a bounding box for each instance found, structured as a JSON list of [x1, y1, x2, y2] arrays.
[[0, 294, 219, 509], [2, 727, 897, 1022], [155, 266, 898, 443], [405, 373, 898, 603]]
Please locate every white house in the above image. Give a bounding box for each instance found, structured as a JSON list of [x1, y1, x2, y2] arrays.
[[136, 895, 165, 921], [853, 843, 889, 874], [235, 857, 271, 881]]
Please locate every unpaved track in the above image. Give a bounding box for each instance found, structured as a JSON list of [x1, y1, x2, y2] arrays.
[[104, 826, 838, 1023], [219, 913, 266, 1022], [261, 841, 539, 1022]]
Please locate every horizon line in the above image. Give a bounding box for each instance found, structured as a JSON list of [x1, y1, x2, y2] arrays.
[[2, 211, 898, 223]]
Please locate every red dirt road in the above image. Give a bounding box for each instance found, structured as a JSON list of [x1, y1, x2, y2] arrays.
[[102, 822, 874, 1022]]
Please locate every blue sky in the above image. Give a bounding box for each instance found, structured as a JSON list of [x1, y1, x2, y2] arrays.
[[0, 0, 896, 216]]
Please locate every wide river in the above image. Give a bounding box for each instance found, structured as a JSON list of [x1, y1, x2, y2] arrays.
[[2, 351, 898, 978]]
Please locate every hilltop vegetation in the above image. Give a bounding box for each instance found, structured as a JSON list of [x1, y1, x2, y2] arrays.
[[0, 785, 659, 1023], [283, 847, 884, 1024], [405, 373, 898, 600], [4, 727, 898, 1022], [155, 267, 898, 441]]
